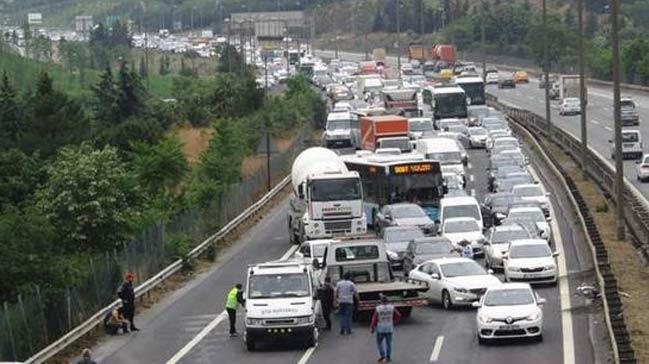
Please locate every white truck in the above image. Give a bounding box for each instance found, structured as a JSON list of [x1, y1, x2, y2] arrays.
[[244, 261, 319, 350], [559, 75, 584, 103], [289, 148, 367, 244]]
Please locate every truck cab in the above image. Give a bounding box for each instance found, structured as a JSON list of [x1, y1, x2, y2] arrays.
[[244, 262, 319, 350]]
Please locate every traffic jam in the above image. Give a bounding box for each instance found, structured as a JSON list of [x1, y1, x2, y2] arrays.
[[242, 46, 559, 353]]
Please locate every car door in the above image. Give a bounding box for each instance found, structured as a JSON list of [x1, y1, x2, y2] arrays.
[[428, 263, 444, 302], [403, 242, 415, 273], [409, 263, 434, 299]]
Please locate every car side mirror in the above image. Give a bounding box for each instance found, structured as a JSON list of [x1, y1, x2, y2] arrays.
[[537, 297, 546, 305], [471, 301, 481, 308], [430, 273, 440, 280], [552, 251, 560, 257]]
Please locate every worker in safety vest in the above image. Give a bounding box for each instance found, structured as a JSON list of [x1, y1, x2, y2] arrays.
[[370, 295, 401, 362], [225, 283, 245, 337]]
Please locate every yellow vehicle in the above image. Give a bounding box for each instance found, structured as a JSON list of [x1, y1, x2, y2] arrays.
[[440, 69, 454, 80], [513, 70, 529, 83]]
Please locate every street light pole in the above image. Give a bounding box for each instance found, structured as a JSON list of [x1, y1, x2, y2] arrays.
[[611, 0, 625, 240], [225, 18, 232, 73], [578, 0, 587, 179], [396, 0, 401, 74], [542, 0, 552, 136], [481, 0, 486, 82]]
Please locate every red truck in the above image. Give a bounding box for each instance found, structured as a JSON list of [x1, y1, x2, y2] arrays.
[[360, 115, 410, 152], [430, 44, 456, 63]]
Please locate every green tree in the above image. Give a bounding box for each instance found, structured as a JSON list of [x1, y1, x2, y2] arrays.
[[132, 137, 189, 195], [0, 72, 21, 147], [200, 118, 244, 186], [0, 149, 43, 208], [92, 66, 120, 126], [116, 61, 147, 120], [36, 143, 142, 252], [217, 45, 244, 74], [139, 56, 148, 78]]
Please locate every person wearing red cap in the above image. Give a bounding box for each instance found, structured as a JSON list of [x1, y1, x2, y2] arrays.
[[117, 272, 139, 331]]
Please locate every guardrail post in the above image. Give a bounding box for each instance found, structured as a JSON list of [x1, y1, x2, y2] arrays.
[[4, 301, 18, 361], [18, 294, 34, 356], [66, 288, 72, 331], [35, 285, 48, 343]]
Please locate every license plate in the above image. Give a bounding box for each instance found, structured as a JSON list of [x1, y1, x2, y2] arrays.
[[624, 143, 634, 148], [499, 324, 520, 330], [523, 273, 541, 279]]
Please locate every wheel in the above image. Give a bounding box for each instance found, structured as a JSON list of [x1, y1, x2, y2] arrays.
[[536, 334, 544, 342], [305, 326, 318, 348], [442, 290, 453, 310], [246, 338, 256, 351], [484, 257, 491, 269], [478, 335, 487, 345], [399, 307, 412, 317], [504, 272, 510, 282]]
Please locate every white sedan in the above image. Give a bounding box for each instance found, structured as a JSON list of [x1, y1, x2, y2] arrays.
[[511, 184, 551, 217], [441, 217, 487, 257], [485, 224, 532, 270], [408, 257, 502, 309], [507, 207, 552, 243], [503, 239, 559, 285], [474, 283, 545, 343], [636, 154, 649, 182]]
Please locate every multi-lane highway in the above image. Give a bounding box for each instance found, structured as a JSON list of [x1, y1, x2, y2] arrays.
[[81, 143, 605, 363]]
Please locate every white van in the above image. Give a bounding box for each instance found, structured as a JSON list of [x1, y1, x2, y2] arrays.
[[438, 195, 484, 231], [416, 137, 465, 181], [244, 261, 319, 351]]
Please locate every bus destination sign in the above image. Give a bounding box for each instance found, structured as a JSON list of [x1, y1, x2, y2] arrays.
[[390, 162, 434, 175]]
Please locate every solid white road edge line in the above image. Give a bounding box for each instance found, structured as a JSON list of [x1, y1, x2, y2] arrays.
[[163, 245, 300, 364], [469, 175, 475, 182], [528, 166, 576, 364], [429, 336, 444, 362], [297, 346, 317, 364], [164, 311, 228, 364]]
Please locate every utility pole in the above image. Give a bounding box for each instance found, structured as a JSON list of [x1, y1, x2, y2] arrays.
[[264, 54, 271, 190], [396, 0, 401, 74], [285, 25, 289, 74], [420, 0, 424, 35], [226, 18, 232, 73], [542, 0, 552, 136], [481, 1, 486, 82], [578, 0, 587, 179], [611, 0, 625, 240]]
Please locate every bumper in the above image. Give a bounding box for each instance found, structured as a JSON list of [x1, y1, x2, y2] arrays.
[[304, 217, 367, 239], [450, 290, 482, 306], [560, 109, 580, 115], [621, 117, 639, 126], [246, 324, 314, 341], [638, 170, 649, 179], [506, 269, 557, 284], [478, 319, 542, 339]]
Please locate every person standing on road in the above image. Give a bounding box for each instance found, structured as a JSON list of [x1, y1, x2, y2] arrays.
[[225, 283, 245, 337], [117, 272, 139, 331], [318, 276, 335, 330], [370, 295, 402, 363], [334, 272, 359, 335]]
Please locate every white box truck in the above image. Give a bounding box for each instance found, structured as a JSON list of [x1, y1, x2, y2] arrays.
[[559, 75, 584, 103], [288, 148, 367, 244], [244, 261, 319, 350]]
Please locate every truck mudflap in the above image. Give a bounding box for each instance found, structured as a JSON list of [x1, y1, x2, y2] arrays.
[[357, 297, 429, 312]]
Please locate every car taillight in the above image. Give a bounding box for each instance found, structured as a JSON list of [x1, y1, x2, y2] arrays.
[[642, 165, 649, 169]]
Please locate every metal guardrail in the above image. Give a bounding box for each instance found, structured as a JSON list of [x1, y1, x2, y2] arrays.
[[488, 93, 639, 363], [24, 175, 292, 364]]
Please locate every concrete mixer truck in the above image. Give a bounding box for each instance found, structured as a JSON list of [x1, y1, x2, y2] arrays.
[[288, 147, 367, 244]]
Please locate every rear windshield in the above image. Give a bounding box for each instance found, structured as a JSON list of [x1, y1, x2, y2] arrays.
[[335, 245, 379, 262]]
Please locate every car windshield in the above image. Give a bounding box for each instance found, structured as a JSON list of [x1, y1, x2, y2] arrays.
[[510, 244, 551, 258], [621, 100, 635, 108], [444, 219, 480, 233], [446, 125, 466, 133], [492, 229, 530, 243], [380, 138, 412, 152], [509, 210, 545, 222], [416, 241, 454, 254], [622, 132, 639, 143], [384, 228, 424, 243], [312, 244, 327, 258], [391, 205, 426, 218], [427, 151, 463, 164], [443, 204, 480, 220], [484, 288, 534, 306], [248, 273, 310, 299], [410, 120, 433, 132], [440, 261, 486, 277], [310, 178, 362, 201], [469, 128, 487, 136], [327, 119, 352, 130], [515, 186, 543, 197], [488, 195, 516, 206]]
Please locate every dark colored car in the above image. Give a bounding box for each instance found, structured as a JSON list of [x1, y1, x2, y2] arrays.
[[498, 77, 516, 89], [375, 203, 436, 235], [382, 226, 425, 270], [482, 192, 519, 227], [402, 237, 459, 274]]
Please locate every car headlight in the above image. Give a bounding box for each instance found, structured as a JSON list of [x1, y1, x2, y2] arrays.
[[544, 264, 555, 270], [453, 287, 469, 293], [508, 266, 521, 272], [478, 313, 493, 323], [247, 318, 264, 325], [386, 250, 399, 260], [526, 311, 541, 321]]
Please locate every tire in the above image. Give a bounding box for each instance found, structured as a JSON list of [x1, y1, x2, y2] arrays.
[[442, 290, 453, 310], [478, 335, 487, 345], [536, 334, 544, 342], [504, 272, 510, 282], [305, 326, 318, 348], [246, 338, 256, 351], [399, 307, 412, 317]]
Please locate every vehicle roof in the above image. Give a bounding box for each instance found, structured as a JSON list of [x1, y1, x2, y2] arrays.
[[413, 236, 453, 244], [512, 183, 542, 189], [441, 196, 479, 205], [417, 137, 461, 150], [408, 117, 433, 122], [487, 282, 532, 291], [509, 206, 544, 213], [443, 217, 480, 224], [432, 85, 465, 94], [454, 76, 484, 84], [384, 225, 424, 232], [386, 202, 422, 209], [492, 223, 526, 232], [327, 112, 353, 120], [249, 261, 308, 275], [428, 257, 476, 265], [508, 239, 548, 246], [302, 239, 336, 246]]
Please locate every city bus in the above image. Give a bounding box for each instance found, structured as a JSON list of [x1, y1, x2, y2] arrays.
[[422, 85, 468, 120], [340, 151, 445, 225], [453, 75, 485, 106]]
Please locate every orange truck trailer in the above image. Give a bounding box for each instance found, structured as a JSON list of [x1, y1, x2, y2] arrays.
[[360, 115, 409, 151]]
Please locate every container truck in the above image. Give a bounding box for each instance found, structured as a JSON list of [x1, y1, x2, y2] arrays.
[[431, 44, 457, 63], [360, 115, 410, 152], [288, 148, 367, 244], [381, 89, 420, 117]]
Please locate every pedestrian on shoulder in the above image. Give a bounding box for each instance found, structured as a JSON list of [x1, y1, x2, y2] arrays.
[[117, 272, 139, 331], [334, 272, 359, 335], [77, 348, 97, 364], [225, 283, 245, 337], [318, 276, 335, 330], [370, 295, 402, 363]]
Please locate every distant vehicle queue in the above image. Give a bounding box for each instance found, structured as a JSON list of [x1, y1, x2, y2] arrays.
[[243, 49, 557, 355]]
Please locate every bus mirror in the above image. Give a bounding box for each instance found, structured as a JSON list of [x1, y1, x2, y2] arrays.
[[298, 184, 304, 199]]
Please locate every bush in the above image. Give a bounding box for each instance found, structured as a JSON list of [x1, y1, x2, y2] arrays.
[[166, 233, 195, 272]]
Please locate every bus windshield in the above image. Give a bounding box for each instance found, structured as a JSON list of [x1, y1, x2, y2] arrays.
[[310, 178, 362, 202], [434, 93, 467, 119]]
